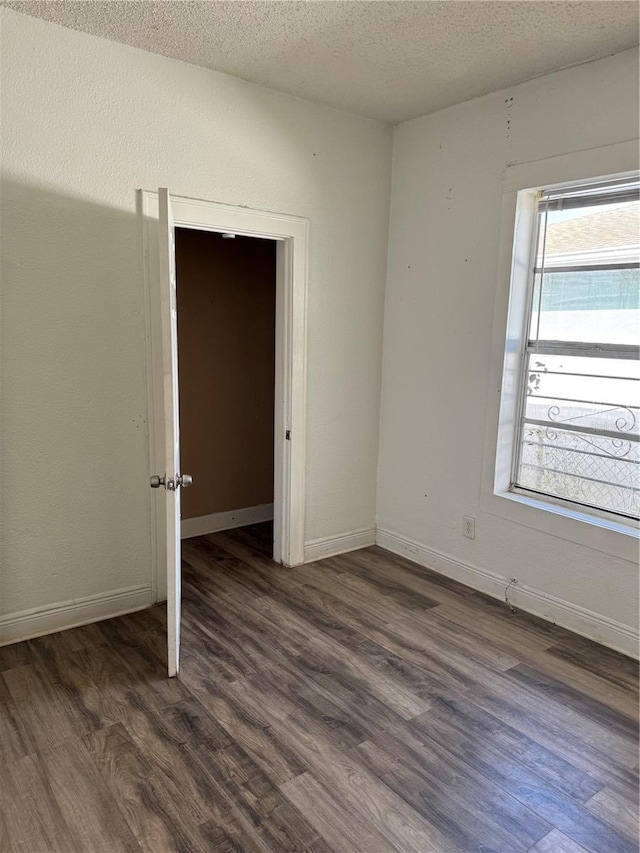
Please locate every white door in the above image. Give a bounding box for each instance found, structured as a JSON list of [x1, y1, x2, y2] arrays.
[[152, 187, 191, 677]]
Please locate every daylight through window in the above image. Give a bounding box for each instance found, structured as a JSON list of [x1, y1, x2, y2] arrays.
[[512, 177, 640, 520]]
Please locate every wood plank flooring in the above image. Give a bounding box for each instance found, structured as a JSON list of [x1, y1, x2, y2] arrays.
[[1, 522, 638, 852]]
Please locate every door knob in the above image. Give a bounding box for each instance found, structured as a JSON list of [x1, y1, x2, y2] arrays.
[[150, 475, 165, 488], [177, 473, 193, 488]]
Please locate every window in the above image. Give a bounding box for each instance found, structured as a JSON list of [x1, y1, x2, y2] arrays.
[[511, 177, 639, 520]]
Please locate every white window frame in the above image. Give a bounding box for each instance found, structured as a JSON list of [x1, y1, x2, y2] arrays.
[[480, 140, 639, 562]]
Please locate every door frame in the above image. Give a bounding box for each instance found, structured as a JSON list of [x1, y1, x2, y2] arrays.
[[140, 191, 308, 601]]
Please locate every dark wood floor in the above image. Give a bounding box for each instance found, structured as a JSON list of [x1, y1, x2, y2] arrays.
[[1, 523, 638, 852]]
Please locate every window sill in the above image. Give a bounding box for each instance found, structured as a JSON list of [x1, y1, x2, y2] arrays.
[[482, 486, 639, 563], [506, 487, 638, 535]]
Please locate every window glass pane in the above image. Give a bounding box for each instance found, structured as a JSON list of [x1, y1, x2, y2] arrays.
[[518, 422, 639, 518], [536, 199, 639, 267], [513, 180, 640, 518], [529, 268, 640, 345], [525, 353, 640, 424], [530, 198, 640, 346], [516, 354, 639, 518]]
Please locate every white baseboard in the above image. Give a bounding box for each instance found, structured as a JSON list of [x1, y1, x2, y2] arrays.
[[376, 527, 639, 659], [181, 503, 274, 539], [0, 584, 153, 647], [304, 528, 376, 563]]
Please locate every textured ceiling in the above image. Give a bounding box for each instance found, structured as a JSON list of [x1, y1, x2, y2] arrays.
[[4, 1, 639, 123]]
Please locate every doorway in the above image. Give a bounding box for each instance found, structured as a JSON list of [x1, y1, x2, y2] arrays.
[[140, 190, 309, 675], [175, 228, 277, 544]]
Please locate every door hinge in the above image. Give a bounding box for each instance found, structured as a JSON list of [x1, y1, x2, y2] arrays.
[[285, 430, 291, 440]]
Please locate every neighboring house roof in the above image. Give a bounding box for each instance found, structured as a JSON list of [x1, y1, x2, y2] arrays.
[[541, 203, 640, 267]]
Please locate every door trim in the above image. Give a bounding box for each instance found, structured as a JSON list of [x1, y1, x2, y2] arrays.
[[140, 191, 308, 601]]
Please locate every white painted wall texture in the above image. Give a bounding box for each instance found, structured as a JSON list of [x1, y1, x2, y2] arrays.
[[1, 7, 638, 649], [378, 49, 639, 641], [0, 9, 391, 627]]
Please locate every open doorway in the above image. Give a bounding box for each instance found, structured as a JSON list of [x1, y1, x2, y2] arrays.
[[176, 228, 277, 548], [141, 190, 308, 675]]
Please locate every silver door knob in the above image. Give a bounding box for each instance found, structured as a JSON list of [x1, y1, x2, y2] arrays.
[[177, 473, 193, 488], [150, 475, 165, 488]]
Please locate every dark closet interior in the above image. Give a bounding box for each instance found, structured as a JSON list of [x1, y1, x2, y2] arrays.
[[175, 228, 277, 522]]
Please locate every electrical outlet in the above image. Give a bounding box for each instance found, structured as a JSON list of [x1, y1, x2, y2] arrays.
[[462, 516, 475, 540]]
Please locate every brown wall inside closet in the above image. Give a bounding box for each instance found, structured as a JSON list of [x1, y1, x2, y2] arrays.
[[175, 228, 276, 520]]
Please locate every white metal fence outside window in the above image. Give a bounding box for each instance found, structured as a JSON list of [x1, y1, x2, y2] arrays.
[[511, 177, 640, 520]]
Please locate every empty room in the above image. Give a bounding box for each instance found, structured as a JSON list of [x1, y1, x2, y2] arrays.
[[0, 2, 638, 852]]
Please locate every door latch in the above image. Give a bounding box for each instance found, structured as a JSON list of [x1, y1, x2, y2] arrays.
[[150, 473, 193, 490]]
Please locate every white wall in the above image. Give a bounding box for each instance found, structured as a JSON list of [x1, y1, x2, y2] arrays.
[[1, 8, 637, 652], [0, 9, 391, 636], [377, 48, 639, 653]]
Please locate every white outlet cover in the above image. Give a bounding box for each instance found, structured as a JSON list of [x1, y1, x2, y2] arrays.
[[463, 516, 476, 539]]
